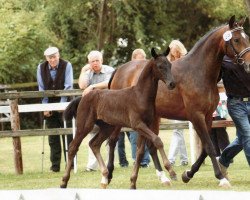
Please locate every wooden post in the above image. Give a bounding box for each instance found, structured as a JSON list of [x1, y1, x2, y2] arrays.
[[10, 99, 23, 174]]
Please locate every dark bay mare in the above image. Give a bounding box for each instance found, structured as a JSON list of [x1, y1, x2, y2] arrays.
[[60, 48, 175, 188], [107, 16, 250, 188]]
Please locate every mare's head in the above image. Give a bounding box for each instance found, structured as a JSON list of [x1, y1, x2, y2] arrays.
[[224, 15, 250, 73], [151, 48, 175, 90]]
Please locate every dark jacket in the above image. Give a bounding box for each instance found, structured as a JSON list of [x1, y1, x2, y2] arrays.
[[221, 56, 250, 98], [40, 59, 68, 103]]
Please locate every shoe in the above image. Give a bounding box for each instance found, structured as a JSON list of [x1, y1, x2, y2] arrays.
[[216, 157, 229, 180], [120, 164, 129, 168], [140, 163, 149, 168], [50, 166, 60, 172], [181, 161, 188, 166], [84, 168, 97, 172]]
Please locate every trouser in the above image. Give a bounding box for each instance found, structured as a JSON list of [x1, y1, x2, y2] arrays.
[[211, 117, 230, 156], [220, 98, 250, 167], [168, 121, 188, 164], [117, 132, 130, 166], [86, 125, 100, 170], [129, 131, 150, 165], [46, 111, 73, 171]]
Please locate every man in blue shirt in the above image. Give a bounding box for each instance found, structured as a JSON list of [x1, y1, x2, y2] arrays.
[[37, 47, 73, 172]]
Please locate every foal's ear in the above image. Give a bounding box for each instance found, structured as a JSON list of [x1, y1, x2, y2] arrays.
[[238, 16, 247, 27], [151, 48, 158, 59], [229, 15, 236, 29], [163, 47, 170, 57]]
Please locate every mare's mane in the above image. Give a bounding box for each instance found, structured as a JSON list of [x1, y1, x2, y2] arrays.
[[188, 25, 226, 56]]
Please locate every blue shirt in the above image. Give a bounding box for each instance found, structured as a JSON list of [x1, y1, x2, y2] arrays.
[[37, 62, 73, 104]]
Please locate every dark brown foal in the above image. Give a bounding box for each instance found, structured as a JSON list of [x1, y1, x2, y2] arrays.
[[60, 48, 176, 189]]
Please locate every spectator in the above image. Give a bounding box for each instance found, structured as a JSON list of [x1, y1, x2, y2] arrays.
[[78, 50, 114, 171], [217, 55, 250, 179], [117, 48, 150, 168], [211, 82, 230, 157], [167, 40, 189, 166], [37, 46, 73, 172]]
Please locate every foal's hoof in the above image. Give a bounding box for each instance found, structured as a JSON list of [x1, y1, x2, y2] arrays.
[[170, 174, 177, 181], [182, 170, 191, 183], [162, 180, 172, 186], [219, 178, 231, 188], [100, 183, 108, 189], [108, 179, 112, 184], [60, 183, 67, 188]]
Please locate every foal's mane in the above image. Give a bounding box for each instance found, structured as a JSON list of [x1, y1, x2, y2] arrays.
[[188, 25, 226, 56]]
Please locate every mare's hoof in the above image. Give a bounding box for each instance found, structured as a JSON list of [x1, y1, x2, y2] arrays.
[[100, 183, 108, 189], [182, 170, 191, 183], [219, 178, 231, 188], [108, 179, 112, 184]]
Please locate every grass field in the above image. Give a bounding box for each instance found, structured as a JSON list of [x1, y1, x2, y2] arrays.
[[0, 127, 249, 191]]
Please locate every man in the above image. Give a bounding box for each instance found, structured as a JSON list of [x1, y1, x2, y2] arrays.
[[37, 46, 73, 172], [78, 50, 114, 171], [217, 55, 250, 179], [117, 48, 151, 168]]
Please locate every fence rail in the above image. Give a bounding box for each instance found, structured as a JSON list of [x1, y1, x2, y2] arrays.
[[0, 89, 235, 174]]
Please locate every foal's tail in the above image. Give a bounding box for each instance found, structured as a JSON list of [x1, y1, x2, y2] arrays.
[[108, 69, 117, 89], [63, 96, 82, 121]]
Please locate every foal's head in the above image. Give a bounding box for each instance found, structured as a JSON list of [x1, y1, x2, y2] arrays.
[[151, 48, 175, 90], [224, 15, 250, 73]]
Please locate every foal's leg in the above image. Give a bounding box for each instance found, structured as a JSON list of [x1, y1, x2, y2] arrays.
[[147, 117, 177, 182], [107, 126, 122, 184], [130, 136, 146, 189], [89, 124, 116, 189], [60, 126, 92, 188], [135, 123, 176, 181]]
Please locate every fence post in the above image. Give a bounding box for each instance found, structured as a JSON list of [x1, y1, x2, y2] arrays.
[[10, 99, 23, 174]]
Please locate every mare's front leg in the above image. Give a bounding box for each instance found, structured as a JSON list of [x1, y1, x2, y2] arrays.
[[183, 115, 231, 188], [60, 128, 89, 188], [89, 124, 116, 189], [107, 126, 122, 184]]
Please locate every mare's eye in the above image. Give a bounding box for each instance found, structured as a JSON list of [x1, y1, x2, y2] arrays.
[[234, 38, 240, 43]]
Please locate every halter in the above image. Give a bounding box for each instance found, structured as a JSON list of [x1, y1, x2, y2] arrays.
[[226, 27, 250, 65]]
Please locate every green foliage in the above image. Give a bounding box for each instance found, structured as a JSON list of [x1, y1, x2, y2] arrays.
[[0, 0, 58, 84], [0, 0, 248, 83]]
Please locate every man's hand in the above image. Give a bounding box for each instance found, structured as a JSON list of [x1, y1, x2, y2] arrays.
[[82, 85, 95, 96], [44, 111, 52, 117]]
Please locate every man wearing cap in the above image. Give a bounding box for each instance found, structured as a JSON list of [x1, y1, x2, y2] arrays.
[[78, 50, 114, 172], [37, 46, 73, 172]]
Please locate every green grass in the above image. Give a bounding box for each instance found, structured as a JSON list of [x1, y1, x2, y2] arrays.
[[0, 128, 249, 191]]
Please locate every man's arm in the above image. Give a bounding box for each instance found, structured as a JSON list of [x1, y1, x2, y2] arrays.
[[78, 64, 91, 89], [61, 62, 74, 103]]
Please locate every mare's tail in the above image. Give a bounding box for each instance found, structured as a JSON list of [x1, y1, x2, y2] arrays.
[[63, 96, 82, 121], [108, 68, 117, 89]]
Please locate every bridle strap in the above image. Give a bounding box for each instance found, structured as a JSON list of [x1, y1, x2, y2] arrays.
[[238, 47, 250, 58], [226, 26, 250, 65]]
